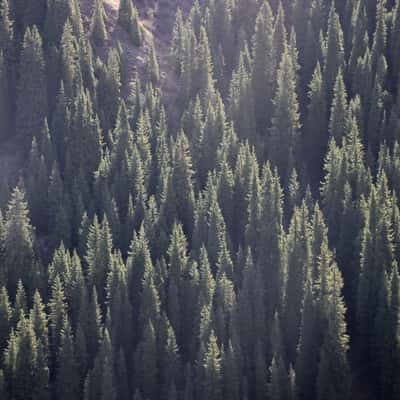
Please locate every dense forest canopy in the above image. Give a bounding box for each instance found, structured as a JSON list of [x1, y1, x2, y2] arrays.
[[0, 0, 399, 399]]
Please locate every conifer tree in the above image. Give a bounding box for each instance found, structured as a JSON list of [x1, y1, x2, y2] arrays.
[[16, 26, 47, 153], [324, 3, 345, 107], [295, 280, 317, 400], [269, 41, 301, 183], [163, 133, 195, 236], [0, 0, 13, 61], [201, 330, 222, 400], [348, 1, 368, 81], [329, 69, 348, 143], [371, 0, 387, 78], [146, 40, 160, 85], [29, 290, 48, 353], [12, 316, 38, 400], [49, 275, 67, 365], [284, 203, 311, 361], [97, 49, 121, 135], [13, 280, 27, 324], [317, 264, 350, 400], [2, 186, 37, 298], [118, 0, 142, 46], [357, 175, 395, 362], [251, 1, 274, 134], [86, 215, 113, 305], [229, 55, 256, 144], [135, 320, 158, 400], [0, 286, 11, 351], [56, 317, 79, 400], [91, 0, 108, 45], [305, 62, 327, 183]]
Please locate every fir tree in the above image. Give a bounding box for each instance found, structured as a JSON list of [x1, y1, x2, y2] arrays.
[[324, 3, 345, 107], [2, 186, 37, 298], [16, 26, 47, 153], [91, 0, 108, 45], [201, 330, 222, 400], [56, 317, 79, 400], [269, 41, 301, 183], [118, 0, 142, 46]]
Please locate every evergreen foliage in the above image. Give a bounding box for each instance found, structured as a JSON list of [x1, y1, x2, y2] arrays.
[[0, 0, 400, 398]]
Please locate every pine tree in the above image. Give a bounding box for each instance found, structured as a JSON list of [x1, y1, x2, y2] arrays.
[[97, 49, 121, 135], [26, 137, 49, 232], [118, 0, 142, 46], [56, 317, 79, 400], [348, 1, 368, 82], [12, 316, 38, 400], [135, 320, 158, 400], [317, 265, 350, 400], [99, 331, 116, 400], [195, 27, 216, 108], [83, 287, 103, 360], [269, 41, 301, 183], [371, 0, 387, 77], [163, 133, 195, 236], [251, 1, 274, 135], [324, 3, 345, 107], [13, 280, 28, 324], [49, 275, 67, 365], [329, 69, 348, 143], [3, 186, 37, 298], [357, 175, 395, 363], [160, 318, 180, 400], [86, 215, 113, 305], [0, 0, 13, 61], [305, 62, 327, 183], [284, 203, 311, 361], [0, 286, 11, 351], [229, 54, 256, 144], [146, 40, 160, 85], [29, 290, 48, 353], [16, 26, 47, 153], [296, 280, 318, 400], [272, 2, 287, 68], [201, 330, 222, 400], [91, 0, 108, 45]]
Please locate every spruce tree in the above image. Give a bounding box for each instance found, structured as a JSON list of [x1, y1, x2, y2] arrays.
[[16, 26, 47, 153], [118, 0, 142, 46], [86, 215, 113, 306], [305, 62, 327, 183], [3, 186, 37, 298], [91, 0, 108, 45], [251, 1, 274, 135], [201, 330, 222, 400], [0, 286, 11, 351], [329, 69, 348, 143], [324, 3, 345, 107], [135, 320, 158, 400], [284, 203, 311, 362], [269, 41, 301, 183], [317, 263, 350, 400], [56, 317, 79, 400]]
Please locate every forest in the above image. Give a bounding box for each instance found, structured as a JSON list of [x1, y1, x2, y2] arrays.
[[0, 0, 399, 399]]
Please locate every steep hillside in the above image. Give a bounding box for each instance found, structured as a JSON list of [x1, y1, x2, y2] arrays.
[[80, 0, 179, 101]]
